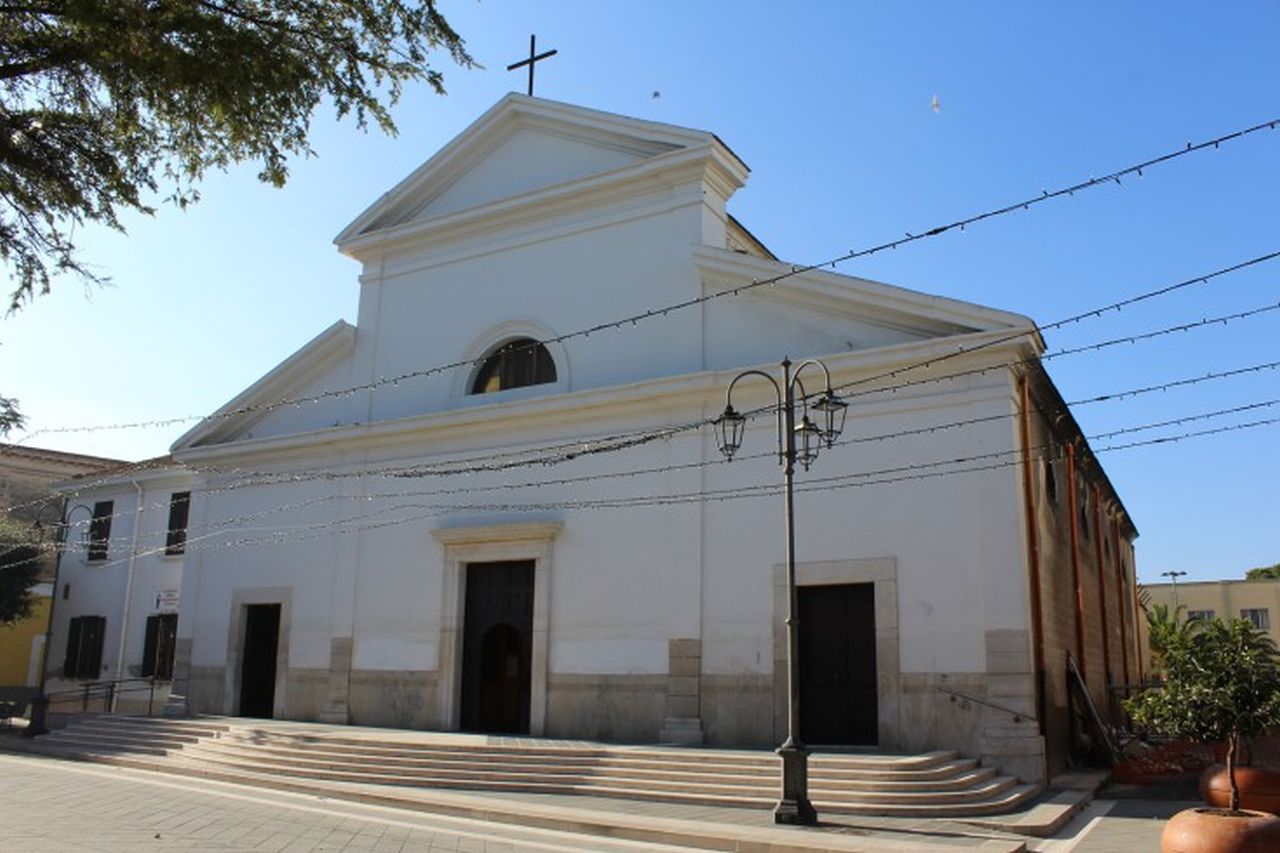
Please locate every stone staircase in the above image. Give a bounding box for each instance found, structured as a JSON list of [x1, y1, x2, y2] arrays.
[[14, 715, 1042, 818]]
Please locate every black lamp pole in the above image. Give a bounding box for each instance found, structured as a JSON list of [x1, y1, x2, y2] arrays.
[[716, 357, 846, 826], [24, 501, 81, 737]]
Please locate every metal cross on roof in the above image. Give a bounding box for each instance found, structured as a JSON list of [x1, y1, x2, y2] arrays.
[[507, 34, 557, 96]]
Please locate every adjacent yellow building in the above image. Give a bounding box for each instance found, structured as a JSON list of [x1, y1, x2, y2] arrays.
[[0, 586, 51, 686], [1141, 578, 1280, 652]]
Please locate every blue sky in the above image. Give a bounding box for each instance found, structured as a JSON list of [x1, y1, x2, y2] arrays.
[[3, 2, 1277, 583]]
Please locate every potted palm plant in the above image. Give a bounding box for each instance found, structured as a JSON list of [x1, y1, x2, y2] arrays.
[[1125, 617, 1280, 851]]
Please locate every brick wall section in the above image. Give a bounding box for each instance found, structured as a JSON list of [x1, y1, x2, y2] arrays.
[[1022, 386, 1138, 777]]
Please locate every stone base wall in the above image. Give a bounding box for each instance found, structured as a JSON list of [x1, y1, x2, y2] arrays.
[[544, 673, 666, 743], [700, 674, 773, 747], [177, 638, 1045, 784], [186, 664, 224, 713], [349, 670, 438, 729], [283, 668, 327, 720]]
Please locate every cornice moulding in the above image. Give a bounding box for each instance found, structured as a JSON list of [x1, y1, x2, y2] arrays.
[[173, 328, 1035, 468]]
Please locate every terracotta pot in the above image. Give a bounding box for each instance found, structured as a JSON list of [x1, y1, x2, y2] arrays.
[[1199, 765, 1280, 814], [1162, 807, 1280, 852]]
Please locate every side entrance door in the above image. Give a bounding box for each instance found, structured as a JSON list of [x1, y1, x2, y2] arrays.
[[239, 603, 281, 718], [798, 582, 878, 745]]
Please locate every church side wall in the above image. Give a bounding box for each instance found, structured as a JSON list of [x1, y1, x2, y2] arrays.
[[1024, 394, 1139, 777]]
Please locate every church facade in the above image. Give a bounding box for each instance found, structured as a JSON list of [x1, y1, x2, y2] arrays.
[[127, 95, 1139, 785]]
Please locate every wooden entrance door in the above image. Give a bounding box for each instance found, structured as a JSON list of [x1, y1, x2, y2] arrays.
[[798, 583, 878, 745], [239, 603, 280, 718], [460, 561, 534, 733]]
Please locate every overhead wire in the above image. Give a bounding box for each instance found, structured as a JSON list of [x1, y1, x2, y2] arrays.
[[13, 117, 1279, 443], [50, 412, 1277, 574]]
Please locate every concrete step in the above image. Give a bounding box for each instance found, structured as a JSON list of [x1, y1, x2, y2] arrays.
[[8, 715, 1041, 819], [49, 726, 204, 747], [181, 743, 1018, 809], [77, 715, 231, 737], [215, 730, 964, 775], [187, 739, 1000, 795], [18, 736, 174, 758]]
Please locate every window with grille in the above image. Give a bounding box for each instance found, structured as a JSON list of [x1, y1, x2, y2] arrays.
[[1187, 609, 1215, 622], [63, 615, 106, 679]]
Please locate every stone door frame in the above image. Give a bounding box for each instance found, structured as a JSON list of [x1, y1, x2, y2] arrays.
[[432, 522, 561, 736], [223, 586, 293, 718], [773, 558, 899, 748]]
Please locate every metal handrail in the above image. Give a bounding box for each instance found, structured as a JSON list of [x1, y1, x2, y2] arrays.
[[936, 685, 1037, 724], [45, 676, 162, 716]]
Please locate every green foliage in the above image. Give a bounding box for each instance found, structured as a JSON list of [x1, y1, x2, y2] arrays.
[[0, 517, 41, 625], [0, 396, 23, 436], [1125, 618, 1280, 811], [1, 1, 474, 310], [1246, 563, 1280, 580], [1144, 602, 1200, 675]]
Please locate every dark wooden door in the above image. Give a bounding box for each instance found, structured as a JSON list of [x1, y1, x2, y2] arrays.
[[239, 604, 281, 718], [460, 561, 534, 733], [798, 583, 878, 745]]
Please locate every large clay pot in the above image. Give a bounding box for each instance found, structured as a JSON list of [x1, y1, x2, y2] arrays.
[[1162, 807, 1280, 852], [1199, 765, 1280, 814]]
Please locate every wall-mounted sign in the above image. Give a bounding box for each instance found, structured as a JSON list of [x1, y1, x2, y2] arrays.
[[155, 588, 180, 613]]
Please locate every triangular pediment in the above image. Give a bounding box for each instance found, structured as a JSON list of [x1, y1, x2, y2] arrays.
[[335, 94, 742, 251], [170, 321, 356, 452]]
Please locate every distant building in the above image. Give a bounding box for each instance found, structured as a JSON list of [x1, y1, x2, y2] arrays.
[[0, 444, 123, 581], [45, 457, 191, 711], [1141, 578, 1280, 652], [0, 444, 123, 686]]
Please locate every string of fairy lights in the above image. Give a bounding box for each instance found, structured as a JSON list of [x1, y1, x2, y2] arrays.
[[10, 355, 1279, 567], [12, 116, 1278, 444], [1, 116, 1277, 576], [9, 244, 1277, 521], [10, 411, 1271, 576], [6, 298, 1278, 557]]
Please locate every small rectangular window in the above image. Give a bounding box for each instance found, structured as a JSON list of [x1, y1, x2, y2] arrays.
[[87, 501, 113, 562], [1242, 608, 1271, 630], [1187, 610, 1215, 622], [63, 615, 106, 679], [165, 492, 190, 555], [141, 614, 178, 680]]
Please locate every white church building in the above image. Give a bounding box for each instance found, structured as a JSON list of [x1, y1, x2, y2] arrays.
[[51, 95, 1141, 786]]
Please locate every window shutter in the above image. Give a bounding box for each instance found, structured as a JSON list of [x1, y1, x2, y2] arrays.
[[88, 501, 113, 561], [141, 616, 159, 678], [81, 616, 105, 678], [63, 617, 83, 678], [157, 615, 178, 680]]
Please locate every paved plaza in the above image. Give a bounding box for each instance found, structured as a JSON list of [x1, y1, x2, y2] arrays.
[[0, 749, 1199, 851], [0, 753, 688, 852]]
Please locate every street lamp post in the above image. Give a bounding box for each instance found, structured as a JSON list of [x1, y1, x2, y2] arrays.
[[1161, 570, 1188, 613], [24, 502, 85, 738], [714, 357, 847, 826]]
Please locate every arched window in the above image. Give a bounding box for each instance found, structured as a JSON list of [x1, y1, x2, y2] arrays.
[[470, 338, 557, 395]]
